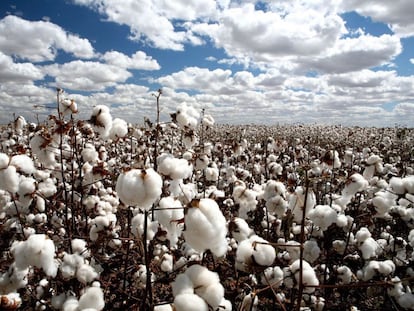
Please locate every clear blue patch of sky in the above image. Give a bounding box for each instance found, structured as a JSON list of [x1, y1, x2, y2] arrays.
[[341, 12, 393, 37]]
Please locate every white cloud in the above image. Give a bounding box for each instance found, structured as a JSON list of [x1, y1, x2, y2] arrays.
[[299, 34, 402, 73], [341, 0, 414, 37], [0, 52, 44, 82], [0, 15, 95, 62], [43, 60, 132, 91], [73, 0, 216, 50], [101, 50, 160, 70]]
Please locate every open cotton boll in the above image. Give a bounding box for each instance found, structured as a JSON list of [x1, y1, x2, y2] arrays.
[[335, 173, 369, 209], [358, 237, 381, 260], [183, 130, 198, 149], [116, 168, 162, 209], [202, 114, 215, 127], [183, 199, 228, 257], [357, 260, 395, 281], [205, 165, 219, 182], [175, 103, 200, 130], [389, 177, 406, 195], [261, 266, 284, 289], [60, 253, 84, 279], [174, 293, 209, 311], [89, 213, 117, 241], [10, 154, 35, 175], [29, 134, 57, 168], [157, 153, 193, 180], [228, 217, 254, 243], [195, 154, 209, 171], [308, 205, 338, 231], [233, 180, 258, 219], [303, 240, 321, 263], [289, 259, 319, 293], [78, 284, 105, 311], [11, 234, 58, 277], [372, 190, 397, 218], [81, 143, 99, 163], [62, 296, 79, 311], [131, 212, 159, 240], [240, 293, 258, 311], [236, 235, 275, 272], [17, 176, 36, 208], [59, 98, 78, 115], [337, 265, 353, 284], [171, 264, 224, 310], [0, 263, 29, 293], [0, 165, 19, 193], [76, 263, 99, 284], [109, 118, 128, 140], [402, 176, 414, 194], [157, 196, 184, 247], [289, 186, 316, 222], [37, 178, 57, 198], [90, 105, 112, 139]]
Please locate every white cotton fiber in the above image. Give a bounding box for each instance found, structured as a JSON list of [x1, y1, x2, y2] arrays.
[[109, 118, 128, 140], [174, 293, 208, 311], [183, 198, 228, 257], [236, 235, 275, 271], [0, 165, 19, 193], [157, 153, 193, 180], [10, 154, 35, 175], [90, 105, 113, 138], [116, 168, 162, 209], [11, 234, 58, 277], [308, 205, 338, 230], [157, 196, 184, 247], [78, 285, 105, 310]]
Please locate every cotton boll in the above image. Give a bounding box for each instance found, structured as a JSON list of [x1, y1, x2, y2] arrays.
[[131, 212, 159, 240], [205, 165, 219, 182], [0, 263, 29, 293], [261, 266, 284, 289], [175, 103, 200, 130], [236, 235, 275, 271], [195, 154, 209, 171], [29, 133, 58, 168], [60, 253, 83, 279], [90, 105, 112, 139], [308, 205, 338, 231], [336, 173, 368, 209], [337, 265, 353, 284], [289, 186, 316, 223], [183, 198, 228, 257], [402, 176, 414, 194], [157, 196, 184, 247], [359, 237, 380, 260], [289, 259, 319, 293], [59, 98, 78, 115], [62, 296, 79, 311], [81, 143, 99, 163], [240, 293, 258, 311], [171, 273, 194, 296], [389, 177, 406, 195], [233, 181, 258, 219], [174, 293, 208, 311], [37, 178, 57, 198], [10, 154, 35, 175], [11, 234, 58, 277], [157, 153, 193, 180], [0, 165, 19, 193], [76, 263, 98, 284], [202, 114, 214, 127], [17, 176, 36, 208], [303, 240, 321, 263], [109, 118, 128, 140], [154, 304, 173, 311], [116, 168, 162, 209], [78, 285, 105, 311], [160, 253, 174, 272], [228, 217, 254, 243]]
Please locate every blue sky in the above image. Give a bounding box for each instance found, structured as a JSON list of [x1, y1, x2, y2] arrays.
[[0, 0, 413, 126]]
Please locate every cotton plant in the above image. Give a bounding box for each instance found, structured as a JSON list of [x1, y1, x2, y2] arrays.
[[29, 132, 58, 168], [173, 103, 200, 130], [357, 259, 395, 281], [171, 264, 231, 311], [362, 154, 383, 180], [108, 117, 128, 140], [183, 198, 228, 257]]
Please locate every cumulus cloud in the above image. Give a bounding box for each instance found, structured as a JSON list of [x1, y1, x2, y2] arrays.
[[73, 0, 217, 50], [42, 60, 132, 91], [101, 50, 160, 70], [341, 0, 414, 37], [0, 52, 44, 83], [0, 15, 95, 62]]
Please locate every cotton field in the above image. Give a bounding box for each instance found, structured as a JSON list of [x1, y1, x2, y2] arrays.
[[0, 94, 414, 310]]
